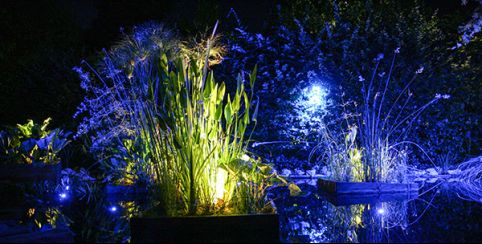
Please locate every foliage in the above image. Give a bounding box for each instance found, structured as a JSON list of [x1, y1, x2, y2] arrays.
[[311, 123, 364, 182], [454, 1, 482, 47], [352, 51, 449, 182], [312, 49, 451, 182], [0, 118, 70, 165], [59, 168, 98, 201], [74, 23, 285, 216], [131, 43, 285, 215], [280, 0, 481, 166], [73, 23, 179, 185], [218, 0, 480, 173], [217, 14, 335, 171]]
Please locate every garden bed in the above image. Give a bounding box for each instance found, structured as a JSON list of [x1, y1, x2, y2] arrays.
[[130, 214, 280, 243]]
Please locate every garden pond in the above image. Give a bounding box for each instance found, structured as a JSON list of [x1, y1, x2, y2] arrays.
[[0, 179, 480, 243]]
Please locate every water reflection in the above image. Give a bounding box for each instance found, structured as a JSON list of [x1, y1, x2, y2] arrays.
[[277, 196, 411, 242], [275, 181, 482, 243], [0, 180, 150, 243], [1, 181, 481, 243]]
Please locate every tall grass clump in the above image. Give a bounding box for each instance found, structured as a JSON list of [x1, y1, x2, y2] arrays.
[[74, 22, 282, 216], [312, 48, 450, 183], [356, 48, 451, 182]]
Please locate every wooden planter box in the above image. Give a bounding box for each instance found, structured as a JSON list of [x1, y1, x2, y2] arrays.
[[0, 163, 61, 182], [130, 214, 280, 243], [317, 179, 419, 206]]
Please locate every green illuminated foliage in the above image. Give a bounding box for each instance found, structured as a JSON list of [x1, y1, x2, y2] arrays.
[[136, 51, 281, 215], [0, 118, 70, 165]]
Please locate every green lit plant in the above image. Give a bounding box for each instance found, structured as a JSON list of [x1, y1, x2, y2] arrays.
[[0, 118, 70, 165], [311, 122, 364, 182], [75, 23, 286, 216], [138, 51, 280, 215]]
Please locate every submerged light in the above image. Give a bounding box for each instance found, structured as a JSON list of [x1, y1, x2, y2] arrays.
[[109, 206, 118, 212]]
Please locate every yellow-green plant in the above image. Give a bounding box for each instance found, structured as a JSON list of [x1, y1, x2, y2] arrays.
[[75, 24, 286, 215], [136, 51, 277, 215], [312, 124, 364, 182], [0, 118, 69, 165], [120, 28, 286, 215], [346, 126, 364, 182]]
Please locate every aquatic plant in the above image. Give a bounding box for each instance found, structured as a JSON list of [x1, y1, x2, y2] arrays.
[[134, 43, 280, 215], [354, 49, 450, 182], [74, 22, 284, 215], [0, 118, 70, 165], [310, 121, 364, 182], [311, 48, 451, 182], [72, 23, 179, 184]]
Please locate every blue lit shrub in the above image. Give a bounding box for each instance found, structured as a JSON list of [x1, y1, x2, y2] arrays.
[[73, 23, 179, 185], [220, 0, 480, 174], [280, 0, 480, 168], [217, 17, 336, 172]]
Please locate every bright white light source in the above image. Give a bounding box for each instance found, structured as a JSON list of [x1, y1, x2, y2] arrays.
[[307, 85, 322, 106], [59, 193, 67, 200], [303, 84, 329, 111], [377, 208, 385, 215], [65, 185, 70, 190], [109, 206, 117, 212], [214, 167, 228, 202]]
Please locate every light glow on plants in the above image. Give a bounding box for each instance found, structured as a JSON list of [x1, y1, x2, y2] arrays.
[[214, 167, 228, 202], [304, 84, 329, 112], [59, 192, 68, 200]]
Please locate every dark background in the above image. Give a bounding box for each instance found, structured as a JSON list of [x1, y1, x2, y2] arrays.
[[0, 0, 477, 129]]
